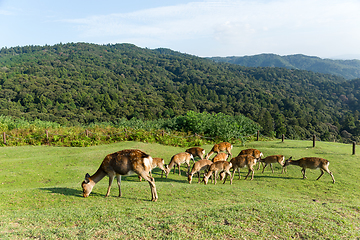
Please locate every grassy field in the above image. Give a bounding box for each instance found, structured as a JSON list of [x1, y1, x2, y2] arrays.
[[0, 140, 359, 239]]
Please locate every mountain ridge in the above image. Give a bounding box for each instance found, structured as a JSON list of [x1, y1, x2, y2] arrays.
[[209, 53, 360, 80]]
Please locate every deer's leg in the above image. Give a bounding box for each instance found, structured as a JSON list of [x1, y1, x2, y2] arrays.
[[262, 163, 268, 173], [244, 167, 254, 180], [214, 170, 218, 185], [238, 167, 241, 179], [226, 170, 232, 185], [222, 171, 227, 184], [116, 174, 122, 197], [316, 169, 325, 181], [178, 164, 181, 176], [231, 168, 236, 180], [203, 171, 211, 185], [270, 163, 274, 173], [138, 172, 158, 202], [329, 171, 335, 184], [302, 168, 307, 179], [105, 174, 115, 197], [197, 171, 201, 183]]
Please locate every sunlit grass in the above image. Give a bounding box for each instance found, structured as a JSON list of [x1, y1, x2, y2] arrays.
[[0, 140, 359, 239]]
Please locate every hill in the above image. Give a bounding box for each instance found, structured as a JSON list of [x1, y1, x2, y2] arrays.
[[210, 54, 360, 80], [1, 43, 360, 143]]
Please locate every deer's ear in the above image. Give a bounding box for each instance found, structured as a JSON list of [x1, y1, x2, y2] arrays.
[[84, 173, 90, 183]]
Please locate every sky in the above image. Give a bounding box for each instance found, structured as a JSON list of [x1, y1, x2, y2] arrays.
[[1, 0, 360, 59]]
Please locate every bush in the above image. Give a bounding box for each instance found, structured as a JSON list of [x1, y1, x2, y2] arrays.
[[0, 112, 260, 147]]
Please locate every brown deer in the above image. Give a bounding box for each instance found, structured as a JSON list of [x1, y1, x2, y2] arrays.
[[138, 157, 166, 181], [211, 152, 228, 163], [164, 152, 194, 178], [81, 149, 158, 202], [205, 142, 232, 160], [188, 159, 213, 184], [258, 155, 287, 173], [237, 148, 263, 170], [283, 157, 335, 183], [203, 161, 233, 185], [229, 155, 257, 180], [185, 147, 205, 160]]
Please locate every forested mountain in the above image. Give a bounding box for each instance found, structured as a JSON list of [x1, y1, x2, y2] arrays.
[[210, 54, 360, 80], [1, 43, 360, 143]]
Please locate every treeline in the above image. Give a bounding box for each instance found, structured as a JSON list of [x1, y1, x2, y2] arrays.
[[1, 43, 360, 143]]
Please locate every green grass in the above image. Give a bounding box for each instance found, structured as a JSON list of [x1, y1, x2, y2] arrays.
[[1, 140, 359, 239]]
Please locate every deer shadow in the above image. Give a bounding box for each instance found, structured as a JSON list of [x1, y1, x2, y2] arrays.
[[40, 187, 86, 197], [253, 174, 296, 180]]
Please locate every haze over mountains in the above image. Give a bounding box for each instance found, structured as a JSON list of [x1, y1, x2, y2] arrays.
[[210, 54, 360, 80]]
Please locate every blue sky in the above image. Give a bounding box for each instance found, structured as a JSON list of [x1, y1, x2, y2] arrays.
[[1, 0, 360, 59]]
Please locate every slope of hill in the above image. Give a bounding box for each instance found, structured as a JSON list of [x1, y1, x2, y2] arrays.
[[210, 54, 360, 80], [1, 43, 360, 143]]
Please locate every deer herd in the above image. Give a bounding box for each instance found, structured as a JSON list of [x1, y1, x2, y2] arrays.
[[81, 142, 336, 202]]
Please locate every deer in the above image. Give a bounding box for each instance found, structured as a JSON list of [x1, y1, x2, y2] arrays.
[[188, 159, 213, 184], [211, 152, 228, 163], [203, 161, 233, 185], [164, 152, 194, 178], [138, 157, 166, 181], [237, 148, 263, 170], [81, 149, 158, 202], [258, 155, 287, 174], [185, 147, 205, 160], [205, 142, 233, 160], [229, 155, 258, 180], [283, 157, 335, 183]]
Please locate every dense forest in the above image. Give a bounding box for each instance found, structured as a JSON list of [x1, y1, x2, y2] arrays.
[[210, 53, 360, 80], [1, 42, 360, 143]]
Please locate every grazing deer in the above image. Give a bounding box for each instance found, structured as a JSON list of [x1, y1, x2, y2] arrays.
[[283, 157, 335, 183], [258, 155, 287, 173], [203, 161, 233, 185], [138, 157, 166, 181], [237, 148, 263, 170], [81, 149, 158, 202], [188, 159, 213, 184], [185, 147, 205, 160], [164, 152, 194, 178], [229, 155, 257, 180], [205, 142, 233, 160], [211, 152, 228, 163]]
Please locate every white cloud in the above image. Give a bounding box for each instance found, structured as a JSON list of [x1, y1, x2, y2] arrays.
[[62, 0, 360, 57]]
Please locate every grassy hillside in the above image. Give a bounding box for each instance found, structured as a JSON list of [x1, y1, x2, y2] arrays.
[[2, 43, 360, 143], [1, 140, 359, 239], [210, 53, 360, 80]]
